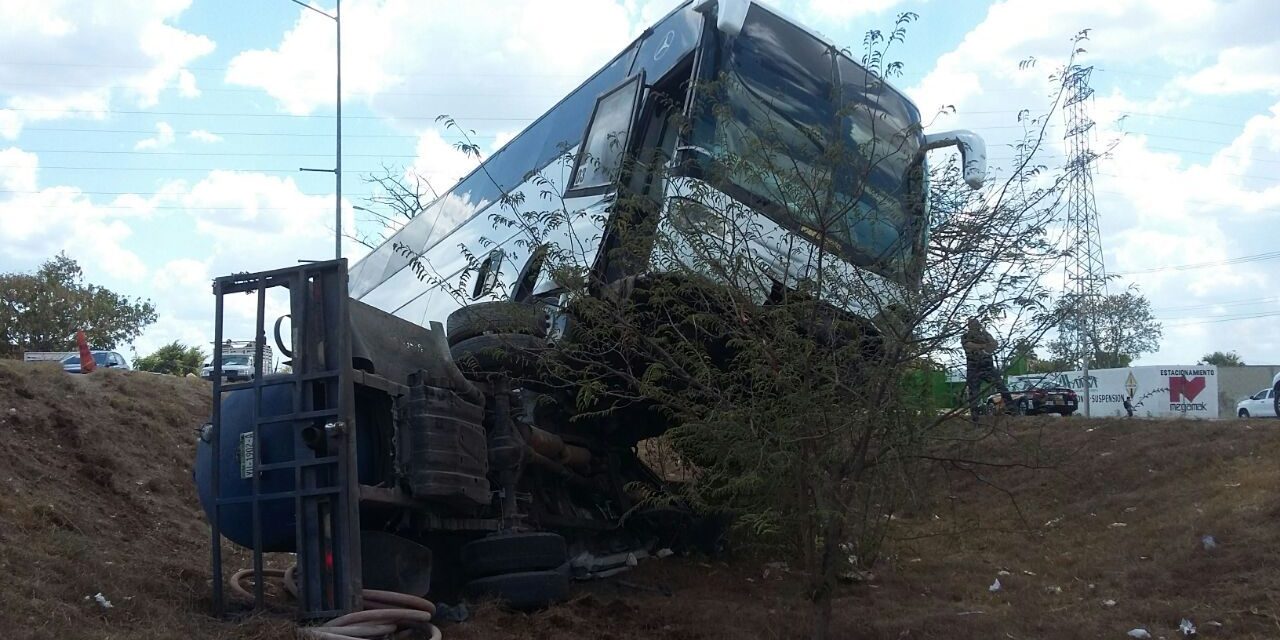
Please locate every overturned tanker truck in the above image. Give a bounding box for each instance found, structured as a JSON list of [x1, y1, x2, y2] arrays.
[[195, 0, 987, 619]]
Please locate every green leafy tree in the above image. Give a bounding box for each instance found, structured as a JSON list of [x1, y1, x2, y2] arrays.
[[1199, 350, 1244, 367], [1049, 289, 1162, 368], [0, 253, 157, 358], [134, 341, 205, 376]]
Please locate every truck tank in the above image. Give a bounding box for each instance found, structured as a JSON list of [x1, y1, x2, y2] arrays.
[[194, 377, 380, 552]]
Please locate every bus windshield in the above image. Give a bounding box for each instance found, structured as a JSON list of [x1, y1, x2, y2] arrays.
[[688, 5, 926, 281]]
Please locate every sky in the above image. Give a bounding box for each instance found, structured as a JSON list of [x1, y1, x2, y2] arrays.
[[0, 0, 1277, 367]]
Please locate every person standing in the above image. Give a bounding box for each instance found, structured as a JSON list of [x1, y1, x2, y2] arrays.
[[963, 317, 1012, 418]]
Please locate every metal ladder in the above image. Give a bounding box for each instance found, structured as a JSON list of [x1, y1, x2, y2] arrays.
[[208, 259, 362, 619]]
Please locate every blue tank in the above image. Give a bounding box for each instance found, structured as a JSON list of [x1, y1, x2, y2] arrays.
[[194, 378, 379, 552]]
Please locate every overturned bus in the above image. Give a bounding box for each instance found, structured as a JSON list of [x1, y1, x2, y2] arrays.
[[195, 0, 986, 619]]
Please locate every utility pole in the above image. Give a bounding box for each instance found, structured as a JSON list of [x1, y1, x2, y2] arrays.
[[1063, 65, 1106, 417], [292, 0, 342, 260]]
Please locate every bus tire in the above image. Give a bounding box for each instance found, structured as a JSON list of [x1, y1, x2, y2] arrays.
[[464, 567, 570, 610], [461, 532, 567, 579], [447, 302, 547, 346], [450, 333, 546, 377]]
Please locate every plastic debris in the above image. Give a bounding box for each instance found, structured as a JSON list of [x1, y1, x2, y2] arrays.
[[87, 592, 113, 609], [1103, 599, 1117, 607], [988, 578, 1002, 593], [1179, 618, 1196, 636], [1044, 585, 1062, 595], [434, 602, 469, 623], [1201, 535, 1218, 550], [1127, 629, 1151, 639], [997, 570, 1011, 576], [656, 548, 674, 559], [1022, 570, 1036, 576], [1109, 522, 1128, 528]]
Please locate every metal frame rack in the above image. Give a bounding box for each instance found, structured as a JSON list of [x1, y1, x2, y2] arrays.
[[207, 259, 362, 618]]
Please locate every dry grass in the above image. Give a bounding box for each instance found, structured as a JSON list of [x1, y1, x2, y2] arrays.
[[2, 359, 1278, 639], [0, 361, 289, 640], [453, 417, 1280, 639]]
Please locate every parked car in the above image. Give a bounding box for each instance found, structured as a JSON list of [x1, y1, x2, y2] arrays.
[[1273, 371, 1280, 417], [1236, 388, 1277, 418], [61, 351, 129, 373], [987, 378, 1078, 416], [201, 354, 256, 382]]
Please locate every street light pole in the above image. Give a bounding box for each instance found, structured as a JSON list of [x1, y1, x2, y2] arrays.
[[335, 0, 342, 260], [290, 0, 342, 260]]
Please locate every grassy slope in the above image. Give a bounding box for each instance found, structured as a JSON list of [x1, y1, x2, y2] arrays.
[[2, 359, 1277, 639], [0, 361, 287, 640]]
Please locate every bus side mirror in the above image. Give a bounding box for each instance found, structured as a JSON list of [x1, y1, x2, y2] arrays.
[[921, 130, 987, 190], [695, 0, 750, 37]]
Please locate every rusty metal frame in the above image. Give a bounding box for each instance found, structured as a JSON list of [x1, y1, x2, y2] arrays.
[[208, 259, 362, 619]]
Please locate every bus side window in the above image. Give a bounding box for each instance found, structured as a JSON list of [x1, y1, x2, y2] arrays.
[[567, 73, 646, 195], [513, 245, 548, 302], [471, 250, 504, 300]]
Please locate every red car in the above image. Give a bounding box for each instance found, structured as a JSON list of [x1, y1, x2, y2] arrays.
[[986, 378, 1078, 416]]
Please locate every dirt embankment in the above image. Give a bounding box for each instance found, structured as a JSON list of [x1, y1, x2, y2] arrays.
[[2, 359, 1278, 639], [0, 361, 288, 639]]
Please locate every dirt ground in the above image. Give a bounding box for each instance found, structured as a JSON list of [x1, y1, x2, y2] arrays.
[[2, 358, 1278, 639]]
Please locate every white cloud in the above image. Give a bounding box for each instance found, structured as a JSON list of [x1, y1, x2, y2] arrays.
[[188, 129, 223, 143], [1174, 44, 1280, 97], [0, 147, 149, 281], [804, 0, 906, 20], [0, 0, 214, 136], [134, 121, 175, 150], [409, 128, 482, 196], [177, 69, 200, 98], [225, 0, 662, 119], [0, 146, 38, 192]]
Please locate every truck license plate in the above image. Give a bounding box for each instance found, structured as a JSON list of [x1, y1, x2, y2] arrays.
[[239, 432, 256, 479]]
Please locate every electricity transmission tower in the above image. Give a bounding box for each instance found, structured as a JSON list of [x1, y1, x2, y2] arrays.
[[1062, 65, 1107, 415]]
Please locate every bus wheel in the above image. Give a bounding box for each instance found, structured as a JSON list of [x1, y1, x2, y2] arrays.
[[447, 301, 548, 346]]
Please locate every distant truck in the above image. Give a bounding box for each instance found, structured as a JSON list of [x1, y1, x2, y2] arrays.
[[1273, 371, 1280, 416], [22, 352, 75, 363], [201, 342, 274, 382]]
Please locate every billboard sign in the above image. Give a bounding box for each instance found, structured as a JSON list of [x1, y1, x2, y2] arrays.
[[1010, 365, 1218, 419]]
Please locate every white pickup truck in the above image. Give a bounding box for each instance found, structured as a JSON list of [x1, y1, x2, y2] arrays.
[[1273, 371, 1280, 416], [201, 344, 273, 382]]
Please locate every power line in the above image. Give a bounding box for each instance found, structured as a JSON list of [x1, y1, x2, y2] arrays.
[[1155, 296, 1280, 314], [0, 59, 590, 78], [1114, 250, 1280, 275], [1163, 310, 1280, 328], [0, 204, 334, 212], [1097, 169, 1280, 183], [0, 80, 565, 100], [0, 164, 435, 173], [0, 107, 536, 122], [19, 148, 424, 159], [17, 126, 500, 140], [0, 188, 331, 197]]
